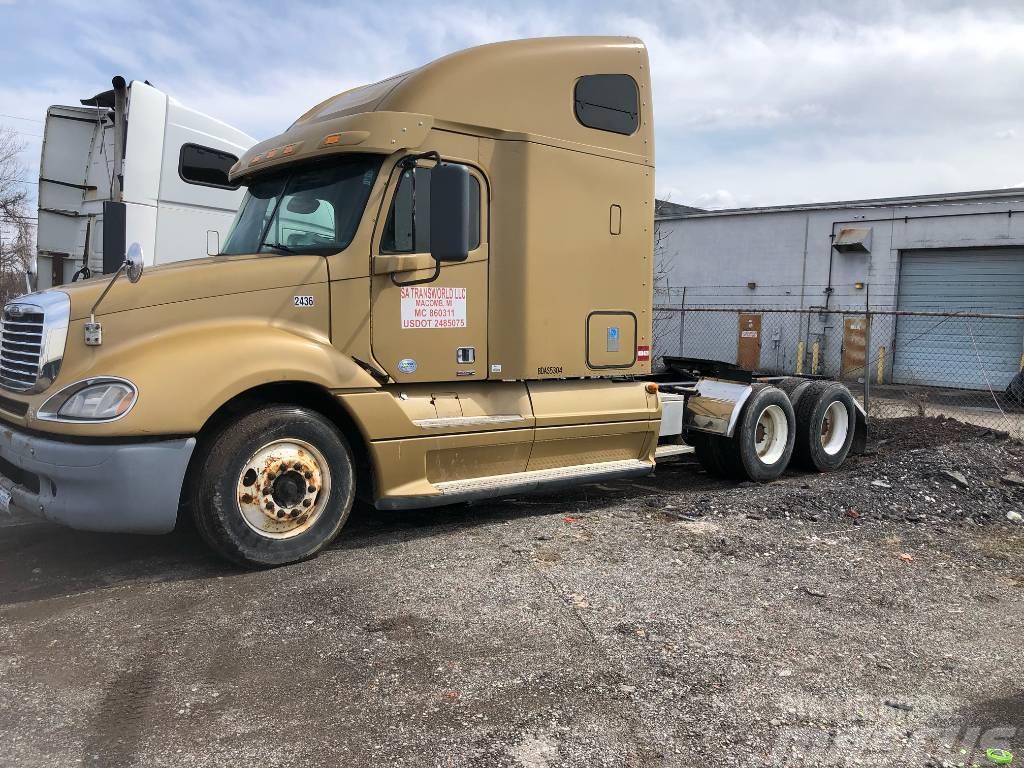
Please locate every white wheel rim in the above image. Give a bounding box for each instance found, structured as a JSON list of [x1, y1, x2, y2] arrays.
[[820, 400, 850, 456], [235, 439, 331, 540], [754, 404, 788, 465]]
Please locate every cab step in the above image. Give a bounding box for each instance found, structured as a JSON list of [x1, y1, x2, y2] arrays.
[[654, 444, 695, 460], [375, 458, 655, 510]]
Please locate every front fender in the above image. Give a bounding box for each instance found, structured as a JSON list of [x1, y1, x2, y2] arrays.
[[27, 313, 380, 438]]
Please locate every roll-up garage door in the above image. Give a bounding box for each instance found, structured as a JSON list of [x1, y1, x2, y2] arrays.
[[894, 248, 1024, 389]]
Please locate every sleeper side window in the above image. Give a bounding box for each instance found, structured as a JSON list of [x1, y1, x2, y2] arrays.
[[178, 144, 239, 189], [381, 165, 481, 253], [574, 74, 640, 136]]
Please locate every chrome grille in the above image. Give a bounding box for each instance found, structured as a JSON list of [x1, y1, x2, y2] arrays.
[[0, 292, 70, 395], [0, 308, 43, 391]]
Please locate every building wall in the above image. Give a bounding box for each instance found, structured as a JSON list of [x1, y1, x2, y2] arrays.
[[653, 192, 1024, 377]]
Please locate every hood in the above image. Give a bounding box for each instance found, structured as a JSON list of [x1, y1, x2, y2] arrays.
[[51, 253, 325, 321]]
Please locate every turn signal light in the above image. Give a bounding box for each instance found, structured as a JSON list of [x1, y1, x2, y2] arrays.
[[645, 383, 659, 394]]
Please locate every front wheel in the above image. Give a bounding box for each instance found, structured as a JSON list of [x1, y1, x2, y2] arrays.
[[191, 405, 356, 568]]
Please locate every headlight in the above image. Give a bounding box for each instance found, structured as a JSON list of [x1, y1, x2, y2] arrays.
[[38, 378, 138, 422]]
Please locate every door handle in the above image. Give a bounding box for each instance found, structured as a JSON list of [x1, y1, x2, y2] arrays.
[[373, 253, 437, 275]]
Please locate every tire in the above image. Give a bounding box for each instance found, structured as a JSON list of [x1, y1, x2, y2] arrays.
[[191, 405, 356, 568], [1007, 370, 1024, 406], [689, 431, 731, 477], [775, 377, 814, 409], [792, 381, 857, 472], [719, 384, 796, 482]]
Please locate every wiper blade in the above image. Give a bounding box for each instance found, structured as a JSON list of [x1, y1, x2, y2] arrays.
[[261, 242, 299, 254]]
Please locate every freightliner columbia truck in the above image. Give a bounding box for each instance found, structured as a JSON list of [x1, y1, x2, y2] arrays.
[[0, 38, 865, 567]]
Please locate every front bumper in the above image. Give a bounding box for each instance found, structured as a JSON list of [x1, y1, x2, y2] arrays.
[[0, 424, 195, 534]]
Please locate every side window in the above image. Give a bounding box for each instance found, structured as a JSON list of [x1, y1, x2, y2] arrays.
[[574, 74, 639, 136], [179, 143, 239, 189], [381, 165, 481, 253]]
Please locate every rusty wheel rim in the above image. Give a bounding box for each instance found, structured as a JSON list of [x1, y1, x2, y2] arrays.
[[236, 439, 331, 539], [820, 400, 849, 456]]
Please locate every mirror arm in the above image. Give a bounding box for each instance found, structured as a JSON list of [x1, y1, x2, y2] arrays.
[[399, 150, 441, 170], [89, 261, 128, 321], [390, 261, 441, 288], [389, 150, 446, 286]]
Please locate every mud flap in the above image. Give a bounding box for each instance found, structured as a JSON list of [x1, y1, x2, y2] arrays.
[[852, 401, 869, 454]]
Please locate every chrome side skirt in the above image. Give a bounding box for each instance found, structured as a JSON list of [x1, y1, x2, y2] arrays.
[[375, 458, 654, 510]]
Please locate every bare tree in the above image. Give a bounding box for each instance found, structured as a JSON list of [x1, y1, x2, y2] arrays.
[[0, 127, 34, 304], [651, 222, 677, 369]]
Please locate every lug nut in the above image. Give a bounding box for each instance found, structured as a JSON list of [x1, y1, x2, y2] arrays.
[[265, 502, 274, 511], [302, 499, 312, 507], [307, 485, 316, 493], [304, 471, 312, 479], [276, 510, 285, 519]]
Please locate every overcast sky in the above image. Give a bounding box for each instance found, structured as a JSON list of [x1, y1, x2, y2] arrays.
[[1, 0, 1022, 210]]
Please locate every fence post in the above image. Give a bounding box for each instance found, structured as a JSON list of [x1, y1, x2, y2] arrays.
[[678, 286, 686, 357], [863, 283, 871, 416]]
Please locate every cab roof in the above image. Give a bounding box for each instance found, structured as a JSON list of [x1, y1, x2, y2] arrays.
[[231, 36, 653, 183]]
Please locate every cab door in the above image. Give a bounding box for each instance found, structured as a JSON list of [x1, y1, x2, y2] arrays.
[[370, 160, 488, 383]]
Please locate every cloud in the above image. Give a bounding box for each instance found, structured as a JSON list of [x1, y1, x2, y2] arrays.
[[2, 0, 1024, 210], [690, 190, 740, 210]]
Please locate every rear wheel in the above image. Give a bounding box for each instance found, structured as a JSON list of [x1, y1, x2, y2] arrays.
[[719, 384, 795, 482], [1007, 370, 1024, 406], [775, 376, 814, 409], [690, 431, 731, 477], [792, 381, 856, 471], [192, 405, 355, 568]]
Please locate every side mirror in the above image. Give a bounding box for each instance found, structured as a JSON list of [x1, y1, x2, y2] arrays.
[[125, 242, 145, 284], [429, 163, 471, 263], [207, 230, 221, 257]]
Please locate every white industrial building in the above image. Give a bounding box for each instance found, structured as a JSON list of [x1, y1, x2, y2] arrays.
[[654, 189, 1024, 391]]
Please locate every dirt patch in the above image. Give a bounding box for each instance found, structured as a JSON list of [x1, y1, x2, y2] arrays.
[[870, 414, 1009, 449], [0, 414, 1022, 767]]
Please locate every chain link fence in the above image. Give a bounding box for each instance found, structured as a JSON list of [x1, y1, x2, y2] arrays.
[[654, 286, 1024, 440]]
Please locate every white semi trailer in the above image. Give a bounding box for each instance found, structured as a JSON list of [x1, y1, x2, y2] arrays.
[[35, 77, 255, 289]]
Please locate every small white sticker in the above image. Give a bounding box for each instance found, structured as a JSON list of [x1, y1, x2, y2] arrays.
[[400, 287, 467, 329], [398, 358, 417, 374], [490, 363, 502, 374], [293, 295, 315, 307]]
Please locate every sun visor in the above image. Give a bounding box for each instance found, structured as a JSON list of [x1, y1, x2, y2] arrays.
[[230, 111, 433, 184]]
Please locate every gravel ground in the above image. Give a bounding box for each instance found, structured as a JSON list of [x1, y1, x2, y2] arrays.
[[0, 416, 1022, 768]]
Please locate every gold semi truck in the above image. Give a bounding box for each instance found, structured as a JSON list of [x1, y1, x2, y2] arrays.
[[0, 37, 865, 567]]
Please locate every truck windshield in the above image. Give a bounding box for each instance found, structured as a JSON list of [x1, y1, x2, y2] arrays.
[[222, 155, 383, 256]]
